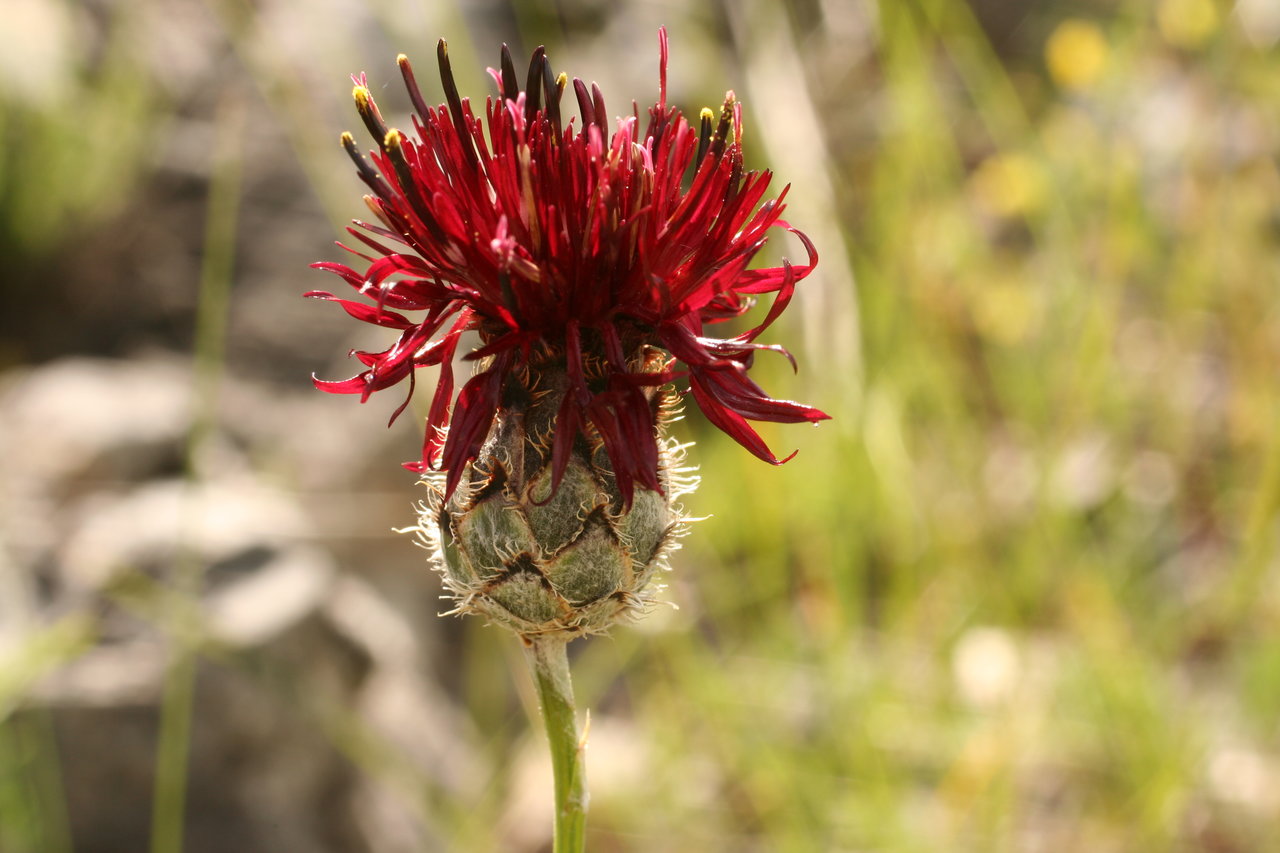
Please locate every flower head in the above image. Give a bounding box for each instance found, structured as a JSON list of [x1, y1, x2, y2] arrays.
[[311, 29, 829, 504]]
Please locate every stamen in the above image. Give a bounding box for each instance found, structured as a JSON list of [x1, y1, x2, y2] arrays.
[[340, 131, 392, 197], [573, 78, 594, 128], [709, 91, 736, 160], [352, 85, 389, 148], [383, 129, 415, 192], [591, 83, 607, 129], [696, 107, 714, 164], [397, 54, 433, 125], [384, 129, 446, 242], [657, 26, 669, 110], [553, 73, 569, 135], [541, 62, 563, 137], [499, 44, 520, 101], [524, 46, 547, 124], [437, 39, 479, 168], [363, 193, 395, 232]]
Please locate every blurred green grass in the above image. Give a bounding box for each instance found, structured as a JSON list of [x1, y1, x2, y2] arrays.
[[2, 0, 1279, 850]]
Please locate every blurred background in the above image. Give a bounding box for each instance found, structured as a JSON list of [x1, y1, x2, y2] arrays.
[[2, 0, 1278, 850]]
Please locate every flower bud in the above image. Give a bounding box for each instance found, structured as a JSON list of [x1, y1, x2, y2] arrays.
[[414, 362, 693, 637]]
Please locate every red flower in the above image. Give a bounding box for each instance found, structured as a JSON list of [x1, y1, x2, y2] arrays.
[[310, 29, 829, 502]]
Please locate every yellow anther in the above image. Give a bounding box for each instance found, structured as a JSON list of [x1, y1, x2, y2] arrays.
[[340, 131, 356, 146], [353, 85, 371, 109], [384, 128, 404, 150], [700, 107, 714, 122], [396, 53, 409, 66], [556, 72, 568, 87]]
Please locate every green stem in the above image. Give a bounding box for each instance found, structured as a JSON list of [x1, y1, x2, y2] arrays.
[[151, 90, 244, 853], [523, 636, 587, 853]]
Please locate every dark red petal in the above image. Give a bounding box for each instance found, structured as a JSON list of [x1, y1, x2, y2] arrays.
[[733, 258, 796, 344], [689, 376, 797, 466], [465, 329, 531, 361], [546, 392, 581, 500], [693, 362, 829, 423], [305, 292, 414, 329], [388, 358, 417, 425], [346, 223, 405, 257], [440, 358, 508, 499], [312, 373, 372, 395], [310, 261, 365, 289], [734, 226, 818, 294], [587, 382, 663, 506], [420, 309, 472, 467]]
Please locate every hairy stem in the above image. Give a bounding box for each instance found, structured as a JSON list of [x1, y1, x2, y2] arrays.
[[523, 636, 587, 853]]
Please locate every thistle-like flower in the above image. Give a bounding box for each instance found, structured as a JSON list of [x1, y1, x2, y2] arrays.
[[311, 29, 829, 637]]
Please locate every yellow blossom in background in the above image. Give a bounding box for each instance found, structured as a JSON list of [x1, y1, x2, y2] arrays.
[[970, 152, 1047, 219], [1158, 0, 1219, 48], [972, 276, 1043, 347], [1046, 19, 1108, 91]]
